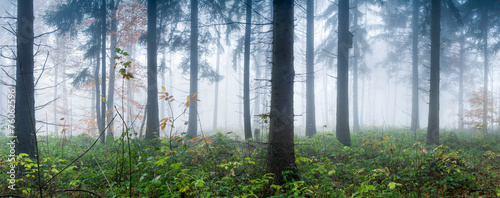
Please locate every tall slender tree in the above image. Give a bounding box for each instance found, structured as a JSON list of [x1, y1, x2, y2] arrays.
[[145, 0, 159, 140], [410, 0, 420, 132], [268, 0, 297, 185], [481, 8, 488, 133], [100, 0, 107, 143], [458, 35, 464, 130], [213, 28, 220, 130], [15, 0, 36, 157], [305, 0, 316, 137], [427, 0, 441, 145], [106, 0, 120, 141], [352, 0, 360, 132], [243, 0, 252, 140], [187, 0, 199, 138], [336, 0, 351, 146]]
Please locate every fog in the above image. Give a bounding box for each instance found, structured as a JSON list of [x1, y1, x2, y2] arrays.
[[1, 0, 499, 139]]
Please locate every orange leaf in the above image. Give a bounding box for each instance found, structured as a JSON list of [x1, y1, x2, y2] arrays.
[[192, 137, 201, 141]]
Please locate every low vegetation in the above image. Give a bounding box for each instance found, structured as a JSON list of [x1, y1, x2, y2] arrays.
[[1, 129, 499, 197]]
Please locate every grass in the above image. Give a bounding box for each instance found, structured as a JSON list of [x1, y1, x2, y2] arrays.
[[0, 128, 499, 197]]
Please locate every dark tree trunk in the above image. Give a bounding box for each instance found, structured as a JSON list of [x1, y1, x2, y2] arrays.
[[15, 0, 36, 157], [482, 9, 489, 133], [305, 0, 316, 137], [458, 36, 464, 130], [145, 0, 159, 140], [352, 0, 360, 132], [427, 0, 440, 145], [268, 0, 297, 185], [411, 0, 420, 132], [107, 0, 119, 141], [100, 0, 107, 143], [336, 0, 351, 146], [243, 0, 252, 140], [187, 0, 199, 138]]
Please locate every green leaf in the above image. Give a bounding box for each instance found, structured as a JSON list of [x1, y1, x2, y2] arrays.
[[328, 170, 336, 176], [388, 182, 401, 190]]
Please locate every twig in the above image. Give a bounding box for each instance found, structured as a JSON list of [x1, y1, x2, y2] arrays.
[[92, 152, 112, 190], [40, 115, 117, 189], [34, 52, 49, 87], [114, 105, 132, 197]]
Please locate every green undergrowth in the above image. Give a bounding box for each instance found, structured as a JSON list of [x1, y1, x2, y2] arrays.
[[0, 129, 499, 197]]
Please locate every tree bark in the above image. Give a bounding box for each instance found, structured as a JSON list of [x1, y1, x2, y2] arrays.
[[187, 0, 199, 138], [15, 0, 36, 157], [107, 0, 119, 141], [411, 0, 420, 132], [145, 0, 159, 140], [352, 0, 360, 132], [336, 0, 351, 146], [458, 36, 464, 130], [243, 0, 252, 140], [427, 0, 440, 145], [100, 0, 107, 143], [305, 0, 317, 137], [95, 30, 103, 142], [213, 29, 220, 130], [268, 0, 297, 185], [482, 9, 489, 133]]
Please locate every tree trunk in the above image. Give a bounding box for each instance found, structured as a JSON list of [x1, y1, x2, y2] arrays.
[[427, 0, 440, 145], [213, 29, 220, 130], [96, 31, 103, 142], [100, 0, 107, 143], [323, 66, 328, 127], [145, 0, 159, 140], [107, 0, 119, 141], [482, 9, 489, 133], [160, 55, 166, 121], [243, 0, 252, 140], [336, 0, 351, 146], [268, 0, 297, 185], [411, 0, 420, 132], [15, 0, 36, 157], [54, 39, 59, 135], [253, 55, 261, 131], [352, 0, 360, 132], [305, 0, 317, 137], [458, 36, 464, 130], [187, 0, 199, 138]]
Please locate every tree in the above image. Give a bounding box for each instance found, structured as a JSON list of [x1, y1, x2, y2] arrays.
[[100, 0, 107, 143], [352, 0, 360, 132], [268, 0, 297, 185], [460, 0, 500, 132], [427, 0, 441, 145], [44, 0, 109, 142], [145, 0, 159, 140], [187, 0, 199, 138], [15, 0, 36, 157], [243, 0, 252, 140], [106, 0, 121, 141], [410, 0, 420, 132], [305, 0, 316, 137], [336, 0, 351, 146]]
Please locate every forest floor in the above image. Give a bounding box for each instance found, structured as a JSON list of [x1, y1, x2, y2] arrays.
[[0, 128, 500, 197]]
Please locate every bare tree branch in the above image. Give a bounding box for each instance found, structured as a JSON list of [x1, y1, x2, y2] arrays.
[[35, 52, 49, 87]]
